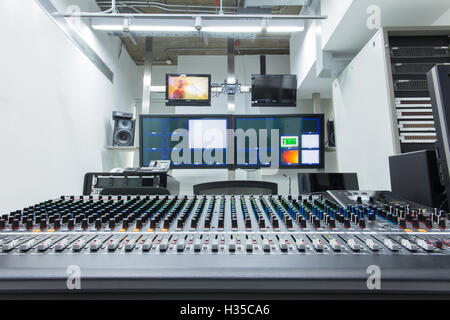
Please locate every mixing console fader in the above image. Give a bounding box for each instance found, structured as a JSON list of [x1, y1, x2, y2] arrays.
[[0, 191, 449, 294]]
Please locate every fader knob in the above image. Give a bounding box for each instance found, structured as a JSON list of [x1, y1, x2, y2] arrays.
[[228, 240, 236, 252], [95, 219, 102, 229], [328, 218, 336, 229], [12, 220, 20, 230], [67, 219, 74, 230], [53, 219, 61, 230], [313, 219, 321, 229], [344, 219, 350, 228], [262, 239, 270, 252], [211, 239, 219, 252], [159, 239, 168, 251], [176, 239, 186, 252], [439, 218, 446, 229], [193, 239, 202, 252], [245, 240, 253, 252], [359, 219, 366, 229]]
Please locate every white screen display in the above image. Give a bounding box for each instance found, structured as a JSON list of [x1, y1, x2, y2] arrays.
[[189, 119, 227, 149], [301, 150, 320, 164], [301, 134, 320, 149]]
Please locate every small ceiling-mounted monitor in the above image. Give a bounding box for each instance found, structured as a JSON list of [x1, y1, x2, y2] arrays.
[[251, 74, 297, 107], [165, 74, 211, 107]]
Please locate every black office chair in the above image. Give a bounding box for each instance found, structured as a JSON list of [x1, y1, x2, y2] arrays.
[[193, 180, 278, 195], [298, 173, 359, 193], [100, 187, 170, 196]]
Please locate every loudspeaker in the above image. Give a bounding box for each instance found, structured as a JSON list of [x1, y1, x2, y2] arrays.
[[428, 65, 450, 205], [112, 111, 135, 147], [327, 119, 336, 147]]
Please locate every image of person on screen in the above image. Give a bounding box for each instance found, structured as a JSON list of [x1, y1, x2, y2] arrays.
[[171, 79, 186, 99]]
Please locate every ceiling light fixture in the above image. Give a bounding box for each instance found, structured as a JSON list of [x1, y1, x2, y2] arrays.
[[90, 16, 308, 35], [202, 26, 262, 33], [129, 25, 197, 32], [92, 24, 123, 31], [266, 26, 305, 33]]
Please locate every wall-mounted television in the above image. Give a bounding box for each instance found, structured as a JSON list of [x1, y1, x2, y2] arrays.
[[251, 74, 297, 107], [165, 74, 211, 106]]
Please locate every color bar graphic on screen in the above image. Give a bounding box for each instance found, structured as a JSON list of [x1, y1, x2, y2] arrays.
[[281, 150, 299, 165], [281, 136, 299, 148]]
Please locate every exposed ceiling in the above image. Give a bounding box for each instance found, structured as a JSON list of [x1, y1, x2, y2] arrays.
[[95, 0, 302, 65]]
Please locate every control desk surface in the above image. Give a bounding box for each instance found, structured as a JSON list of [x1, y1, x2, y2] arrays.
[[0, 191, 449, 294]]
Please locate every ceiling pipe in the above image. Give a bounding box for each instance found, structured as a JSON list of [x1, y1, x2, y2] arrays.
[[55, 12, 327, 19], [164, 46, 289, 55], [97, 1, 240, 10], [112, 0, 118, 13]]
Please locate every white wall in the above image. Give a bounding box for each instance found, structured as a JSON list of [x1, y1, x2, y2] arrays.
[[320, 0, 354, 50], [333, 31, 397, 190], [0, 0, 140, 213], [290, 21, 317, 91], [433, 8, 450, 26]]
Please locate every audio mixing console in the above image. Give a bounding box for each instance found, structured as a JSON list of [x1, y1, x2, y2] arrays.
[[0, 191, 449, 294]]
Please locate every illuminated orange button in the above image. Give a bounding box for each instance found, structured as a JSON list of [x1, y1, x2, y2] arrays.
[[47, 229, 55, 232], [147, 229, 154, 232], [418, 229, 427, 233], [161, 229, 168, 232], [32, 229, 41, 233], [133, 229, 140, 232], [118, 228, 126, 232], [404, 229, 412, 232]]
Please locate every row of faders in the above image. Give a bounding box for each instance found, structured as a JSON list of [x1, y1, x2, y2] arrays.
[[0, 193, 448, 256], [1, 194, 448, 232]]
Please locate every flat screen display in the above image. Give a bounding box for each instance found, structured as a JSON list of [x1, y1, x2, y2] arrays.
[[234, 114, 324, 169], [166, 74, 211, 106], [251, 75, 297, 107], [140, 115, 232, 169]]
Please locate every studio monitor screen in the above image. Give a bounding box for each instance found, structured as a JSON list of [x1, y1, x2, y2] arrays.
[[251, 74, 297, 107], [165, 74, 211, 106], [140, 115, 232, 169], [234, 114, 325, 169]]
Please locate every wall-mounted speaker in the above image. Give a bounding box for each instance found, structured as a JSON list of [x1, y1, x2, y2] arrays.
[[112, 111, 135, 147]]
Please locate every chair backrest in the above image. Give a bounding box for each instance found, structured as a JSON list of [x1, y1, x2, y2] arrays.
[[298, 173, 359, 193], [100, 187, 170, 196], [193, 180, 278, 195]]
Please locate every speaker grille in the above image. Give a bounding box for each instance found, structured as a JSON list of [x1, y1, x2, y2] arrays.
[[114, 129, 133, 146], [118, 119, 133, 129]]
